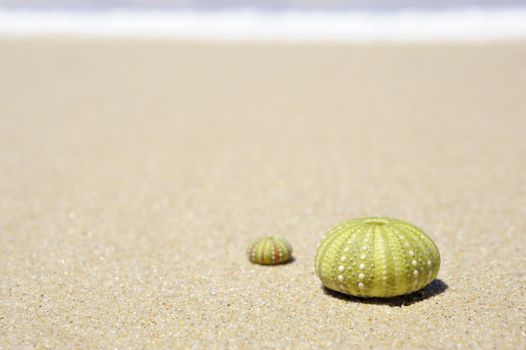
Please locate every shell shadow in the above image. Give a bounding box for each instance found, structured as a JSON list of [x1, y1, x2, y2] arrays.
[[322, 279, 448, 307], [282, 257, 296, 265]]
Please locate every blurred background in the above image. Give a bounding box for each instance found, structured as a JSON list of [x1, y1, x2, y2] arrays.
[[1, 0, 526, 40], [0, 0, 524, 10]]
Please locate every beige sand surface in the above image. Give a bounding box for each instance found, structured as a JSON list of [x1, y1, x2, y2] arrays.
[[0, 39, 525, 349]]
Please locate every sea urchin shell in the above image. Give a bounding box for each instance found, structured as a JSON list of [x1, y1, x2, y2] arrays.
[[315, 217, 440, 298], [247, 236, 293, 265]]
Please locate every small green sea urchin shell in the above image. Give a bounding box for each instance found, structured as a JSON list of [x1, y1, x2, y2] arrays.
[[247, 236, 293, 265], [315, 217, 440, 298]]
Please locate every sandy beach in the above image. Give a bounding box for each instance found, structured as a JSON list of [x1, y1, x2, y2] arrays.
[[0, 39, 525, 349]]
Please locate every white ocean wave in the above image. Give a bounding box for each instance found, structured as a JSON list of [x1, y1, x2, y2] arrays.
[[1, 8, 526, 41]]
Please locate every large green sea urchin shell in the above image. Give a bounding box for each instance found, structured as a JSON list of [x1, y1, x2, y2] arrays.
[[248, 236, 293, 265], [315, 217, 440, 298]]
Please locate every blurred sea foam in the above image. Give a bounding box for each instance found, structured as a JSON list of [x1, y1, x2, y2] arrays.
[[1, 0, 526, 11], [1, 0, 526, 41]]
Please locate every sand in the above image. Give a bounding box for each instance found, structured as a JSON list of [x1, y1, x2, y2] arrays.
[[0, 39, 525, 349]]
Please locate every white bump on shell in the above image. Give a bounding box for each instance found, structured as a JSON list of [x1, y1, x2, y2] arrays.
[[412, 259, 417, 266], [409, 250, 415, 256], [360, 254, 366, 259], [338, 275, 344, 281], [358, 273, 365, 279], [340, 256, 346, 262], [359, 263, 365, 270], [358, 282, 365, 289], [338, 265, 344, 272]]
